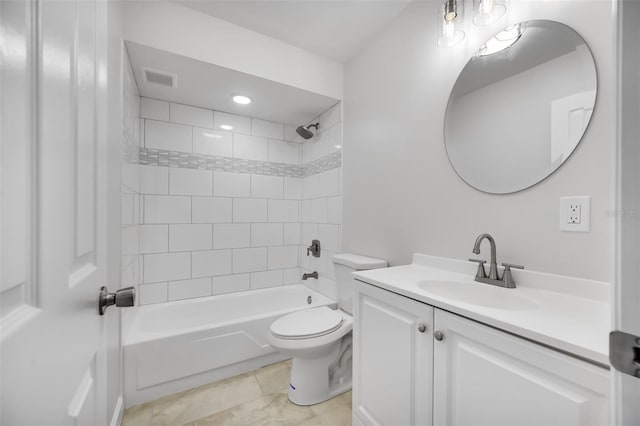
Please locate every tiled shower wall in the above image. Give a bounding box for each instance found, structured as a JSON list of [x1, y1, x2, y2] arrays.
[[121, 53, 142, 291], [300, 106, 343, 299], [123, 91, 342, 304]]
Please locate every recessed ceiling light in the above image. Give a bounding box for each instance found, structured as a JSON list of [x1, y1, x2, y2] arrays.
[[232, 95, 252, 105], [219, 124, 233, 130]]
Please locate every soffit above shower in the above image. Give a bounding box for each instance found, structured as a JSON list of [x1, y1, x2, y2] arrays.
[[125, 41, 339, 126], [170, 0, 412, 63]]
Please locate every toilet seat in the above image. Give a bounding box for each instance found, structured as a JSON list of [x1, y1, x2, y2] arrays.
[[271, 307, 344, 340]]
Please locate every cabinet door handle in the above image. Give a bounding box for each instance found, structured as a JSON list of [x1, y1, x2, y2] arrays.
[[417, 323, 427, 333], [434, 331, 444, 341]]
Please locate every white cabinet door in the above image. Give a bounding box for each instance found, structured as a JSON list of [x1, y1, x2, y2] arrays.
[[433, 310, 610, 426], [353, 281, 433, 426]]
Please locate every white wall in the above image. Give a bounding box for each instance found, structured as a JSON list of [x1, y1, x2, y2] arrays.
[[122, 1, 343, 100], [343, 0, 616, 282]]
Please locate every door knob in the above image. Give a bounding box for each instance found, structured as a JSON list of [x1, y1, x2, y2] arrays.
[[417, 323, 427, 333], [434, 331, 445, 341], [99, 286, 135, 315]]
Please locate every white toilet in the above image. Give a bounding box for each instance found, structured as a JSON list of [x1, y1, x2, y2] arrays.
[[268, 253, 387, 406]]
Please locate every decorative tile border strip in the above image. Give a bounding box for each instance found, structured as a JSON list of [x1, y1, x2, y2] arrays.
[[302, 151, 342, 177], [137, 147, 341, 178]]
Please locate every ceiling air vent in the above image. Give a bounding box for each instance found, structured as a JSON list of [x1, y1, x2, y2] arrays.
[[142, 68, 177, 88]]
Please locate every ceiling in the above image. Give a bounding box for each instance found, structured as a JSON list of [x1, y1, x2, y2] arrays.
[[126, 41, 340, 126], [171, 0, 412, 63]]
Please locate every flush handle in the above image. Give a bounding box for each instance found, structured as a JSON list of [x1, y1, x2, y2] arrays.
[[99, 286, 135, 315], [610, 330, 640, 378]]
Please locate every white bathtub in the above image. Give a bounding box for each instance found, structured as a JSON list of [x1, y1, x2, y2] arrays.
[[123, 284, 336, 407]]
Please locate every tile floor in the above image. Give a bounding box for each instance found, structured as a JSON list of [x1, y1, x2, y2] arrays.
[[122, 360, 353, 426]]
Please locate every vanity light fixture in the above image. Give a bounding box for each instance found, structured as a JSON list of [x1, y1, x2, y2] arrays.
[[219, 124, 233, 130], [477, 23, 523, 56], [438, 0, 465, 47], [472, 0, 507, 26], [232, 95, 251, 105]]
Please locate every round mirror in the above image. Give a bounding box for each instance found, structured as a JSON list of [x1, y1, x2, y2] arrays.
[[444, 20, 597, 194]]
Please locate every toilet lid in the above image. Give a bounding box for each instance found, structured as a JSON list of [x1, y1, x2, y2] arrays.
[[271, 306, 344, 339]]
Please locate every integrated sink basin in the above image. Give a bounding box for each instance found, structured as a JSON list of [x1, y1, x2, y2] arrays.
[[417, 280, 538, 311]]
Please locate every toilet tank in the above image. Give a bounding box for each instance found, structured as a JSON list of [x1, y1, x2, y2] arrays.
[[332, 253, 387, 314]]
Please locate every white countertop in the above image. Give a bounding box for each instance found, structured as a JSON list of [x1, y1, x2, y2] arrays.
[[353, 254, 611, 366]]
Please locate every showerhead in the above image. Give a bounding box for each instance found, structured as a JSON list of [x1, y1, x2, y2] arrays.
[[296, 123, 319, 139]]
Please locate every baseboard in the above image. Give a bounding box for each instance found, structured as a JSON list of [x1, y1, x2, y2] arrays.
[[109, 396, 124, 426]]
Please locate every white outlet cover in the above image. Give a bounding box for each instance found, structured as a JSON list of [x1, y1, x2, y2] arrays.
[[559, 196, 591, 232]]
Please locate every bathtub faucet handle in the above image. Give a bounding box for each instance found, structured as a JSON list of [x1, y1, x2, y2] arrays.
[[306, 240, 321, 258]]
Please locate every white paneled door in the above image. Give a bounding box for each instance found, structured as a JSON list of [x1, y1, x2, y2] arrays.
[[1, 0, 111, 424]]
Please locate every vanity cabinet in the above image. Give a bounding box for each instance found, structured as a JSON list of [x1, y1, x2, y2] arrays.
[[353, 281, 610, 426], [432, 310, 610, 426], [353, 281, 434, 426]]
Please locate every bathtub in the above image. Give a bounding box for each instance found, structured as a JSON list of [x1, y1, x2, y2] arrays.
[[123, 284, 336, 407]]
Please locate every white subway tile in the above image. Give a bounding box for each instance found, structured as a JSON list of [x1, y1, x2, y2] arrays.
[[233, 199, 267, 222], [328, 123, 343, 154], [144, 195, 191, 224], [169, 168, 212, 196], [301, 223, 319, 244], [233, 134, 268, 161], [284, 125, 305, 143], [141, 98, 170, 121], [213, 224, 250, 249], [251, 223, 283, 247], [327, 196, 343, 224], [301, 138, 328, 164], [212, 274, 251, 295], [168, 277, 212, 301], [268, 200, 298, 222], [302, 169, 340, 199], [250, 270, 283, 290], [268, 246, 299, 270], [140, 225, 168, 254], [139, 282, 168, 305], [144, 252, 191, 283], [214, 111, 251, 134], [192, 197, 232, 223], [193, 128, 232, 157], [145, 120, 192, 152], [268, 140, 299, 165], [170, 103, 213, 128], [251, 174, 283, 199], [214, 171, 250, 198], [169, 224, 212, 252], [319, 224, 341, 252], [284, 177, 302, 200], [300, 200, 310, 223], [192, 249, 232, 277], [284, 223, 300, 245], [309, 198, 328, 223], [139, 165, 169, 195], [283, 268, 301, 285], [251, 119, 284, 139], [233, 247, 267, 273]]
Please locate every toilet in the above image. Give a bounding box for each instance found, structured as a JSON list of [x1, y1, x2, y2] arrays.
[[268, 253, 387, 406]]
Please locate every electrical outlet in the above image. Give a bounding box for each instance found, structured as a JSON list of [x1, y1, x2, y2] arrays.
[[568, 203, 581, 224], [560, 196, 590, 232]]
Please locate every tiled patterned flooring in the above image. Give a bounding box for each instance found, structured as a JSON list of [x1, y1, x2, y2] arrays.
[[122, 360, 352, 426]]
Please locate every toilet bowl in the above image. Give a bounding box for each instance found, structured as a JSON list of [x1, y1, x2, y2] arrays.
[[268, 253, 387, 406]]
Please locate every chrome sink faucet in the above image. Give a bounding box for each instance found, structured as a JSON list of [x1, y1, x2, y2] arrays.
[[469, 233, 524, 288]]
